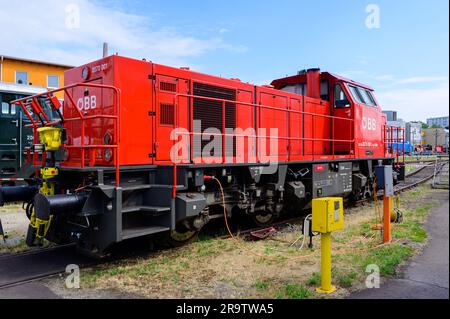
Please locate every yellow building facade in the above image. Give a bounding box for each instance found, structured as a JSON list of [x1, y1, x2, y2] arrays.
[[0, 55, 73, 99]]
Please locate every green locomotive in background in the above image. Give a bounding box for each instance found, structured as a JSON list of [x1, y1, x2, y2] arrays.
[[0, 82, 56, 186]]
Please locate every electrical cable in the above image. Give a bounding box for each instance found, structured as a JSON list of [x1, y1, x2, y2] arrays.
[[209, 176, 391, 261], [289, 214, 312, 250], [210, 176, 316, 260]]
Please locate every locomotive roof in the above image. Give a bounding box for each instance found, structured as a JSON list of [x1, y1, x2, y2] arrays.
[[271, 71, 375, 91], [0, 82, 47, 95]]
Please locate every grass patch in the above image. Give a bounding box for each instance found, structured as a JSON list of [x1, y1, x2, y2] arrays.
[[306, 272, 321, 286], [0, 237, 29, 254], [414, 203, 434, 218], [253, 279, 269, 290], [276, 284, 311, 299], [334, 270, 358, 287], [196, 239, 228, 256], [393, 221, 427, 243], [362, 244, 414, 275], [404, 156, 437, 162]]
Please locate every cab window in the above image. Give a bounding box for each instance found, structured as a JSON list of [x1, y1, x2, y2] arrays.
[[347, 84, 377, 107], [320, 80, 329, 101], [334, 84, 350, 108], [348, 85, 365, 104], [361, 89, 377, 106], [280, 83, 306, 95]]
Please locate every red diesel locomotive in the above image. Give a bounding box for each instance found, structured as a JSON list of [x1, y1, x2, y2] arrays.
[[0, 55, 403, 256]]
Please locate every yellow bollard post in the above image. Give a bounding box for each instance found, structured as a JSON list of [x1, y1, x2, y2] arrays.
[[316, 232, 336, 294], [312, 197, 344, 294]]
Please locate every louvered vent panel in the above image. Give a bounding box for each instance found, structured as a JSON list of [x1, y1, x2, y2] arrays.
[[193, 83, 236, 157], [160, 82, 177, 92], [160, 103, 174, 125]]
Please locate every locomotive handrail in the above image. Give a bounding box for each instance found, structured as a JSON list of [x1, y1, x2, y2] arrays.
[[173, 131, 354, 143], [385, 125, 406, 164], [11, 83, 122, 186], [173, 92, 355, 164], [174, 93, 355, 122]]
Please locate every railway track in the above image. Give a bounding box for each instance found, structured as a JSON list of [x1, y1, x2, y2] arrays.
[[0, 244, 94, 290], [0, 159, 448, 291], [397, 160, 447, 193]]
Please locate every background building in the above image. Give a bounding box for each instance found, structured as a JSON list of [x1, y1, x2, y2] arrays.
[[422, 128, 449, 148], [406, 121, 422, 146], [383, 110, 397, 122], [0, 55, 72, 99], [426, 116, 449, 129]]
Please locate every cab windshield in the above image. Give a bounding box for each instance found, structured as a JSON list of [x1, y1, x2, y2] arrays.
[[347, 84, 377, 107]]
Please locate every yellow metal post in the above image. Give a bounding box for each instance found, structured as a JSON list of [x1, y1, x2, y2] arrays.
[[316, 232, 336, 294], [312, 197, 344, 294], [383, 193, 392, 243]]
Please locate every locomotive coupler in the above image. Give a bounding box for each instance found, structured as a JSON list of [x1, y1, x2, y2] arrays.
[[25, 127, 62, 246]]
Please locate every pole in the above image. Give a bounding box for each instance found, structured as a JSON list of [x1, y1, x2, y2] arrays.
[[383, 192, 392, 243], [103, 42, 109, 58], [0, 218, 4, 241], [316, 232, 336, 293]]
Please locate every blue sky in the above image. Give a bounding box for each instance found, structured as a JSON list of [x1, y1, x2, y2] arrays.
[[0, 0, 448, 121]]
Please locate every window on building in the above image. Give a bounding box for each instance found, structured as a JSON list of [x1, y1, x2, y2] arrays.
[[47, 75, 59, 88], [15, 71, 28, 85], [1, 102, 9, 114]]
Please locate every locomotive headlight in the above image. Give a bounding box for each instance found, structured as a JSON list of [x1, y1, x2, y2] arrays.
[[104, 148, 113, 162], [81, 66, 90, 80]]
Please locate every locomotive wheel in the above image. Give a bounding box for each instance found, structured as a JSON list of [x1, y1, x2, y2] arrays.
[[167, 229, 199, 247], [251, 211, 275, 227]]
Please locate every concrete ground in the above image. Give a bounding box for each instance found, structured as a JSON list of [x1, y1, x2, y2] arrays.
[[350, 189, 449, 299], [0, 282, 60, 299]]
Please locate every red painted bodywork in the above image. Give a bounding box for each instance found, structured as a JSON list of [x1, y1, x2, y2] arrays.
[[58, 55, 392, 168]]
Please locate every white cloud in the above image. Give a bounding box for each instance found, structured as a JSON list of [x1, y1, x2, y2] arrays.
[[377, 83, 449, 122], [0, 0, 243, 67], [394, 76, 449, 85], [373, 74, 395, 81], [339, 70, 366, 79]]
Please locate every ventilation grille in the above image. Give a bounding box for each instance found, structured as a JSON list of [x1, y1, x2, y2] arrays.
[[193, 82, 236, 157], [160, 103, 174, 125], [160, 81, 177, 92]]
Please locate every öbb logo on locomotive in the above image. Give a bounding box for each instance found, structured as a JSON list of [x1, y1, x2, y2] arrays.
[[0, 55, 403, 257], [77, 95, 97, 111], [362, 116, 376, 131]]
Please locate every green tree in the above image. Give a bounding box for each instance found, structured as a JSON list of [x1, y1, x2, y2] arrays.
[[421, 122, 429, 129]]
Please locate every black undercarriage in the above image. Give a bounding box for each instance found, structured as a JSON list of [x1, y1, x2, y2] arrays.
[[0, 158, 400, 257]]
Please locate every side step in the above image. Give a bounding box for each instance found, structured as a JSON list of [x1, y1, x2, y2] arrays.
[[121, 184, 152, 191], [121, 184, 186, 191], [122, 226, 170, 240], [122, 205, 171, 214]]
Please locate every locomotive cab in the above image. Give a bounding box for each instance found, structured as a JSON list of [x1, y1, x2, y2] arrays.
[[271, 70, 386, 159]]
